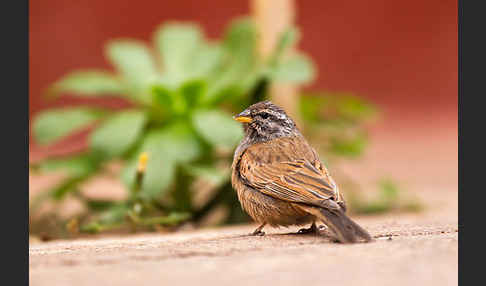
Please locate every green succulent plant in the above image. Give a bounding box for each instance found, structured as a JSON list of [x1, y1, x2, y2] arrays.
[[30, 17, 315, 235]]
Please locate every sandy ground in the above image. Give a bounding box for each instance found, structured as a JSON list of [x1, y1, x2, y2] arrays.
[[30, 186, 458, 286]]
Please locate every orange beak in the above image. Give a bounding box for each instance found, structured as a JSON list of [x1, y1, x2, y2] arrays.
[[233, 116, 253, 123]]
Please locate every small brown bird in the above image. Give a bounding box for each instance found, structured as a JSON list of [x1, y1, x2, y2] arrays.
[[231, 101, 372, 243]]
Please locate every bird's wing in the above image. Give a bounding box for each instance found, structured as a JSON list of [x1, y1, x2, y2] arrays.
[[238, 136, 341, 207]]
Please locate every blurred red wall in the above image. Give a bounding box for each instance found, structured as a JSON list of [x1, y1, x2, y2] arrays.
[[29, 0, 457, 143]]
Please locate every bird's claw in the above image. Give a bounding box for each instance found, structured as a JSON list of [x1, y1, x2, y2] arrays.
[[297, 227, 315, 234], [297, 223, 324, 235], [251, 230, 265, 236]]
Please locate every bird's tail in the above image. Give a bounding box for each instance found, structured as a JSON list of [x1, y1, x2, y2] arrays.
[[303, 206, 373, 243]]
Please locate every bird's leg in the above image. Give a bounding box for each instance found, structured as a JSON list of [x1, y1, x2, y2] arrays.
[[297, 222, 319, 234], [250, 223, 266, 236]]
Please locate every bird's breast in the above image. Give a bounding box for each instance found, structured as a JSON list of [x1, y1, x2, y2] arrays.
[[232, 169, 312, 227]]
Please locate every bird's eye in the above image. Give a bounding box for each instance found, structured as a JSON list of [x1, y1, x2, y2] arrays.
[[259, 112, 270, 119]]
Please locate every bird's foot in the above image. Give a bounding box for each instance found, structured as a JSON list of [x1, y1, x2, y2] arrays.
[[250, 223, 266, 236], [297, 227, 317, 234], [297, 223, 326, 235], [250, 230, 266, 236]]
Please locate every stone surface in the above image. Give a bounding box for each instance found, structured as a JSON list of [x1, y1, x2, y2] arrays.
[[30, 193, 458, 286]]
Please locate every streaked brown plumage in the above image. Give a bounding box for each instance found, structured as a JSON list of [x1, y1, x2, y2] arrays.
[[231, 101, 372, 243]]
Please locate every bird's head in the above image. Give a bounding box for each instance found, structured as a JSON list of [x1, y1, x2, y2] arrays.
[[233, 101, 298, 142]]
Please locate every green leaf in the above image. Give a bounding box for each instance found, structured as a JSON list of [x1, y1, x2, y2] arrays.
[[204, 18, 258, 103], [80, 203, 130, 233], [270, 26, 300, 65], [204, 80, 242, 106], [300, 93, 352, 125], [31, 155, 99, 203], [204, 84, 244, 106], [84, 199, 117, 212], [299, 92, 378, 125], [299, 94, 330, 123], [48, 166, 98, 200], [223, 18, 257, 78], [143, 122, 202, 163], [138, 212, 191, 226], [266, 26, 314, 85], [90, 110, 147, 159], [98, 203, 130, 224], [136, 156, 173, 200], [330, 133, 367, 158], [270, 54, 315, 84], [152, 80, 207, 115], [123, 122, 202, 198], [239, 65, 267, 94], [36, 153, 98, 177], [336, 95, 378, 121], [152, 85, 175, 112], [120, 159, 140, 192], [50, 176, 89, 200], [223, 18, 256, 66], [178, 79, 207, 109], [183, 164, 229, 186], [154, 23, 203, 85], [189, 44, 224, 78], [192, 109, 243, 149], [105, 40, 158, 90], [33, 108, 103, 145], [49, 70, 124, 97]]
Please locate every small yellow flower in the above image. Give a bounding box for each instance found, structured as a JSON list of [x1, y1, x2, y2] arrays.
[[137, 152, 149, 173]]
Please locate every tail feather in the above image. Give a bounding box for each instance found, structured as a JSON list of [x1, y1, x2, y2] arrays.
[[302, 206, 372, 243], [319, 208, 372, 243]]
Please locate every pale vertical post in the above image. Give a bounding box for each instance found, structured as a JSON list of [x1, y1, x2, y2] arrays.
[[251, 0, 300, 122]]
